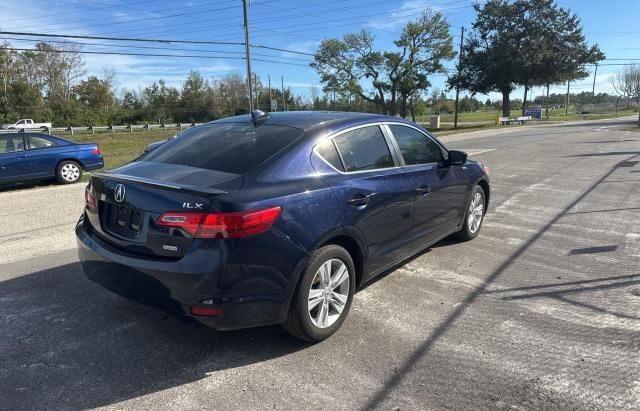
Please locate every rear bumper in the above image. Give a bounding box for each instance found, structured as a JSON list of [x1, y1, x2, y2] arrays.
[[76, 215, 300, 330], [83, 157, 104, 171]]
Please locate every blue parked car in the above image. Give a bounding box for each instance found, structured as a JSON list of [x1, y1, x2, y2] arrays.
[[0, 133, 103, 185], [76, 111, 490, 341]]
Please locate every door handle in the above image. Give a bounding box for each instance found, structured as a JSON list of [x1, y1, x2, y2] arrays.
[[416, 185, 431, 195], [347, 193, 375, 206]]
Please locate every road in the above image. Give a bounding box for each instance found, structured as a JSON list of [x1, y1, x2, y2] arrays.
[[1, 118, 639, 410]]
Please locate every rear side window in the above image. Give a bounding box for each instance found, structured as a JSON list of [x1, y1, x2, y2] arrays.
[[315, 139, 344, 171], [142, 123, 304, 174], [389, 125, 444, 165], [0, 135, 24, 153], [333, 126, 394, 172], [28, 135, 57, 149]]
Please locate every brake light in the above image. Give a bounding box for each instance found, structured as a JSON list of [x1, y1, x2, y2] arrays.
[[156, 207, 282, 239], [92, 147, 101, 155], [85, 184, 97, 210], [191, 306, 224, 317]]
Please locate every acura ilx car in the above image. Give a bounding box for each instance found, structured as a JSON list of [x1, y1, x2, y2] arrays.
[[76, 111, 490, 341]]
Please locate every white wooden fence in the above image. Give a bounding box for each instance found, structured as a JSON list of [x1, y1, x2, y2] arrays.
[[1, 123, 205, 135]]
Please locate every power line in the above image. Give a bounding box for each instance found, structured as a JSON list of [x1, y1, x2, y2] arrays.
[[23, 4, 243, 35], [90, 0, 471, 44], [0, 36, 313, 62], [55, 0, 275, 39], [0, 31, 243, 46], [0, 31, 317, 60], [211, 1, 474, 43], [2, 47, 311, 67], [0, 0, 161, 24]]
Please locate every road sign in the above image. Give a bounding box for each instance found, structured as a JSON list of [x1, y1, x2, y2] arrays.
[[525, 108, 542, 119], [271, 99, 278, 111]]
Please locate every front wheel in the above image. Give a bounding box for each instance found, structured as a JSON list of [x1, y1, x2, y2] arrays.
[[454, 185, 486, 241], [282, 244, 355, 342], [56, 160, 83, 184]]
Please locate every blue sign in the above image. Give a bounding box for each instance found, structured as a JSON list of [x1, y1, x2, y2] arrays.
[[525, 108, 542, 119]]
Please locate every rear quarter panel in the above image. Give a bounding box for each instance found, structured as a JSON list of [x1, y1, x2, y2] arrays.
[[29, 145, 103, 177]]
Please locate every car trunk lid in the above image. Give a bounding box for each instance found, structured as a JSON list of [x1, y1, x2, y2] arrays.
[[86, 162, 241, 258]]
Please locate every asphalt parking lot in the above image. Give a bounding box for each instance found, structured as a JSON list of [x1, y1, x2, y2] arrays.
[[1, 118, 639, 409]]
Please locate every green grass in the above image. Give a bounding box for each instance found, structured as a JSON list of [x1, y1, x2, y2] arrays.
[[416, 111, 508, 123], [60, 130, 175, 172], [546, 109, 636, 121], [416, 109, 637, 124]]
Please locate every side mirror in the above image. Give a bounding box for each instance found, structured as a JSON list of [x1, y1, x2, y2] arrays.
[[448, 150, 467, 166]]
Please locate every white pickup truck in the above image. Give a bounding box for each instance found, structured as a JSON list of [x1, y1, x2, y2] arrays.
[[1, 119, 52, 130]]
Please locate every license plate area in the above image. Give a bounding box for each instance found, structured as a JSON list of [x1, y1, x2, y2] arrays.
[[105, 203, 145, 241]]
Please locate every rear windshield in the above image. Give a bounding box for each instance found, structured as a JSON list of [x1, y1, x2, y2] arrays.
[[141, 123, 304, 174]]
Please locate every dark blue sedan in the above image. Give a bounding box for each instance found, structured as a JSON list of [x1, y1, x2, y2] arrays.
[[0, 133, 103, 185], [76, 111, 490, 341]]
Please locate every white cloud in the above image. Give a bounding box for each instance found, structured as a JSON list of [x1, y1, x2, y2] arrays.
[[365, 0, 432, 31], [281, 40, 319, 57]]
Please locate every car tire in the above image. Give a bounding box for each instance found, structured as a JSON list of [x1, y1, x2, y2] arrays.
[[282, 244, 356, 342], [454, 185, 486, 241], [56, 160, 83, 184]]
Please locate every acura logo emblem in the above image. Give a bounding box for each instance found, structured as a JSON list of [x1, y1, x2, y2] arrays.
[[114, 184, 126, 203]]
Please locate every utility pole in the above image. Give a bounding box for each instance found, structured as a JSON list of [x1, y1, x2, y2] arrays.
[[268, 75, 272, 111], [592, 63, 598, 113], [242, 0, 253, 112], [281, 76, 285, 111], [453, 26, 464, 129], [565, 80, 570, 116]]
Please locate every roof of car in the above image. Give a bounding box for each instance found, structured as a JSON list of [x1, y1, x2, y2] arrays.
[[210, 111, 411, 131]]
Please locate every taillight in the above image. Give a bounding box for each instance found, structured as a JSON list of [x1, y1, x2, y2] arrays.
[[191, 306, 223, 317], [156, 207, 282, 239], [85, 184, 97, 210], [92, 147, 101, 155]]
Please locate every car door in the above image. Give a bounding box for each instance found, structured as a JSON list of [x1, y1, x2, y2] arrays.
[[385, 124, 468, 247], [26, 134, 62, 178], [0, 134, 31, 182], [315, 124, 415, 279]]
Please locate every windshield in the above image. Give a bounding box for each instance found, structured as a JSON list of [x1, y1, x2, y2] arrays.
[[141, 123, 304, 174]]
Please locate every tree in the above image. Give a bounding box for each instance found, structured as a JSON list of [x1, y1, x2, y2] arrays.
[[611, 64, 640, 128], [449, 0, 604, 116], [74, 76, 116, 124], [312, 9, 455, 117]]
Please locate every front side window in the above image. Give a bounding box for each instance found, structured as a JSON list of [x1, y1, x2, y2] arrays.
[[28, 135, 57, 150], [0, 135, 24, 153], [389, 125, 444, 165], [142, 123, 304, 174], [333, 126, 394, 172]]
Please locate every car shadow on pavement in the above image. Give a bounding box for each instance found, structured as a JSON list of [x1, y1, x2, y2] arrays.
[[0, 180, 58, 193], [358, 151, 640, 409], [0, 262, 310, 409]]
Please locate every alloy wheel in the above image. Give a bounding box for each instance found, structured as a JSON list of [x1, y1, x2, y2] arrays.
[[308, 259, 350, 329], [467, 192, 484, 234]]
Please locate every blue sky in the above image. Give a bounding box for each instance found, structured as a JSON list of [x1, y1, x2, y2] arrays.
[[1, 0, 639, 103]]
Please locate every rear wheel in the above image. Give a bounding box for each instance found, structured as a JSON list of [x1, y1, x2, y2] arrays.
[[454, 185, 485, 241], [282, 244, 355, 342], [56, 160, 82, 184]]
